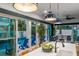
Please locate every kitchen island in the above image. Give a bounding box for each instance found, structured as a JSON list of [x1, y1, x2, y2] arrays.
[[24, 42, 77, 56]]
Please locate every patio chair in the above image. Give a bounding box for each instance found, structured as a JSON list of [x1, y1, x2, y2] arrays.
[[18, 37, 29, 50]]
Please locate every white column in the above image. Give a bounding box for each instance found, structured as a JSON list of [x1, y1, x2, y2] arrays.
[[71, 29, 74, 42], [15, 20, 19, 56], [26, 20, 31, 47], [36, 23, 41, 45], [36, 25, 39, 45]]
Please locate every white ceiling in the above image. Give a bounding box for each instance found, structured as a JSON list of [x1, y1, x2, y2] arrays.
[[35, 3, 79, 19], [0, 3, 42, 20], [0, 3, 79, 23]]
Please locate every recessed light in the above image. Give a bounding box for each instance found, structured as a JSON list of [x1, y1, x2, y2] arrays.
[[13, 3, 38, 12]]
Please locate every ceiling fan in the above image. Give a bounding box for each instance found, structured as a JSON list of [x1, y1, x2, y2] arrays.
[[39, 3, 76, 24], [42, 3, 76, 24], [41, 3, 62, 24], [64, 15, 76, 20]]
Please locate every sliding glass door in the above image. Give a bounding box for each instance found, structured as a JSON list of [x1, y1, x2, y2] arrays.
[[55, 24, 79, 43], [0, 17, 16, 56]]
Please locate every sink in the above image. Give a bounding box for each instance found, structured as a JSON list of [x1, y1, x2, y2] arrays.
[[56, 50, 73, 56]]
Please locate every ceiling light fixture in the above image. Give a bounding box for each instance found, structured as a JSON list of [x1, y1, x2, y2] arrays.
[[45, 11, 56, 21], [13, 3, 38, 12], [45, 3, 56, 21]]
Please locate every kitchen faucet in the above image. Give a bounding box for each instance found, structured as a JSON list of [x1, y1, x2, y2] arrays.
[[54, 36, 65, 53]]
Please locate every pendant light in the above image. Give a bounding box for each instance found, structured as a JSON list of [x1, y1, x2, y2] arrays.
[[13, 3, 38, 12], [45, 3, 56, 21], [55, 3, 62, 24]]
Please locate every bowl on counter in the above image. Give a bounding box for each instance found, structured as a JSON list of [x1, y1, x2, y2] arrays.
[[42, 43, 54, 52]]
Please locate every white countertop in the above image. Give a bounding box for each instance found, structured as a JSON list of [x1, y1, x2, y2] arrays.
[[24, 42, 77, 56]]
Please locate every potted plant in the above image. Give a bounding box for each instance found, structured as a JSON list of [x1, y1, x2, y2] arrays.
[[37, 23, 46, 46]]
